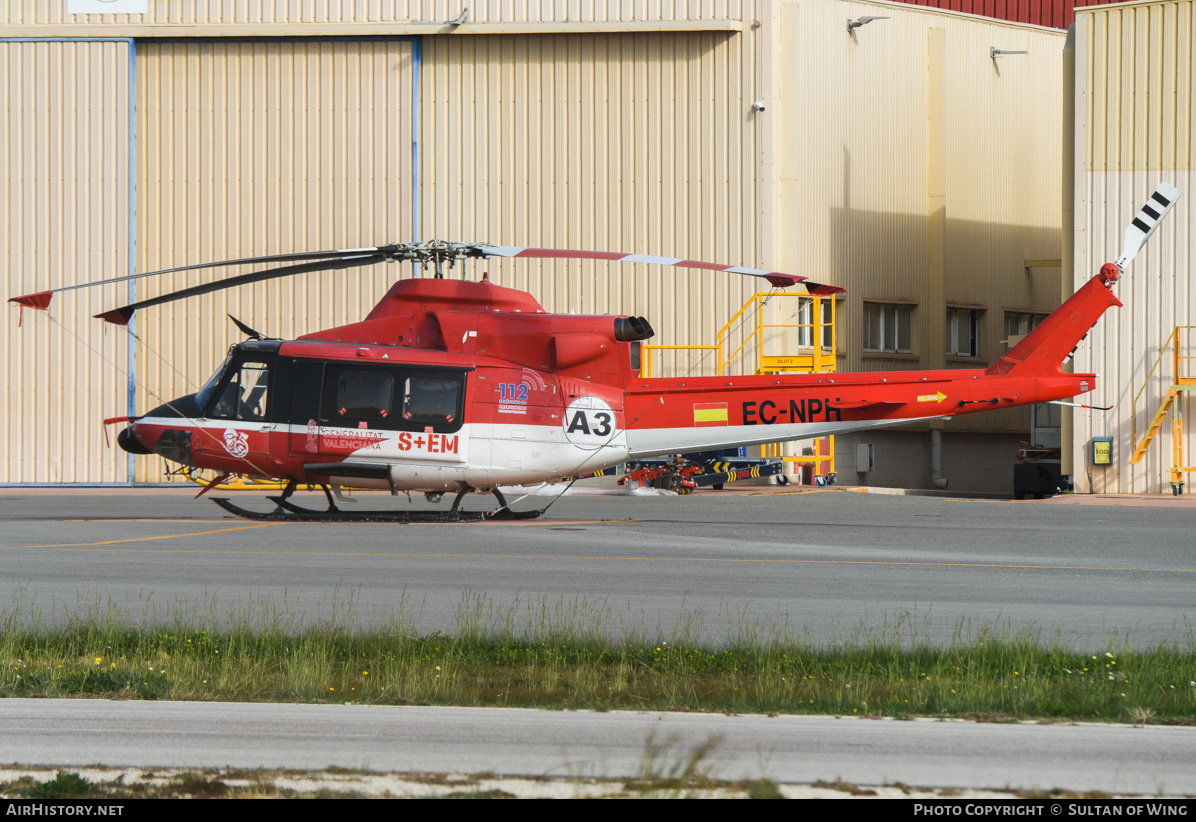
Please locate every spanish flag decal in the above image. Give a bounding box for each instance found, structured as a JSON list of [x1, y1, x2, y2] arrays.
[[693, 402, 729, 426]]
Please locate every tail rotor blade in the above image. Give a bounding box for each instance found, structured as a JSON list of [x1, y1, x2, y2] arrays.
[[1115, 182, 1181, 269]]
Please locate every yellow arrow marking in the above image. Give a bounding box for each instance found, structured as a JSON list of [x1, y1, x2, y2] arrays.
[[917, 391, 948, 403]]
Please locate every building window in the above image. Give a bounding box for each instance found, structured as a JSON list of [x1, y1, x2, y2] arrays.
[[1004, 312, 1047, 352], [796, 298, 836, 350], [863, 303, 912, 353], [946, 308, 981, 357]]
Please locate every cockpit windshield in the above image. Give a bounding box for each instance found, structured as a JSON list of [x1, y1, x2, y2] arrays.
[[195, 352, 234, 411]]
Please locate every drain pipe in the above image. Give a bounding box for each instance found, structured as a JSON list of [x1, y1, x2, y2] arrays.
[[930, 428, 948, 489]]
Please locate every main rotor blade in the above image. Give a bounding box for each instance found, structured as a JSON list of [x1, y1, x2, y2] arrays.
[[473, 245, 814, 289], [94, 253, 386, 325], [10, 246, 395, 312], [1115, 182, 1180, 269]]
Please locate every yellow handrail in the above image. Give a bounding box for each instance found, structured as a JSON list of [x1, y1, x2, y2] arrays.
[[1130, 326, 1196, 493], [640, 345, 721, 378], [643, 293, 837, 378], [641, 291, 839, 479], [1132, 326, 1196, 447]]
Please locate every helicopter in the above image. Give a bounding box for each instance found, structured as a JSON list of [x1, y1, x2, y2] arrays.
[[9, 183, 1180, 521]]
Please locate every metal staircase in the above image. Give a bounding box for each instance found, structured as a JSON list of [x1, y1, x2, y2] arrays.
[[1130, 326, 1196, 493]]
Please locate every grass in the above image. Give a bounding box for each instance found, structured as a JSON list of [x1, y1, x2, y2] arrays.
[[2, 591, 1194, 723]]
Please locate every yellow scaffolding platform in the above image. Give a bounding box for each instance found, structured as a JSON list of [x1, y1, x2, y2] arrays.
[[643, 292, 838, 478]]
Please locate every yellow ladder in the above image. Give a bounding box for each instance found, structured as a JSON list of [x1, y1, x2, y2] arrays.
[[1130, 386, 1177, 464], [1130, 327, 1196, 492]]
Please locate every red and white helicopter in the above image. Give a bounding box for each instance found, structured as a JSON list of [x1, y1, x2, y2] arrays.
[[10, 184, 1180, 521]]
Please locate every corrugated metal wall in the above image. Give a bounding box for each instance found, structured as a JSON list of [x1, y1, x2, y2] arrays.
[[1073, 0, 1195, 493], [0, 1, 748, 26], [2, 39, 132, 483], [421, 31, 762, 378], [3, 0, 1075, 483], [783, 1, 1066, 432], [134, 39, 415, 481]]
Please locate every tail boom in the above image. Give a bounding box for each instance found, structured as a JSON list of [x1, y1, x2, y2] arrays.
[[623, 272, 1117, 458]]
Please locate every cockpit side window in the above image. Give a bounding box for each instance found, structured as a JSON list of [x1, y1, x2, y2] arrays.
[[212, 361, 271, 422]]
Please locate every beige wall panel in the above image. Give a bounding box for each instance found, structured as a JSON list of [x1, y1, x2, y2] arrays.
[[1072, 3, 1195, 493], [2, 40, 131, 483], [3, 1, 751, 26], [782, 1, 1065, 433], [421, 29, 763, 378], [1083, 0, 1194, 171], [1073, 170, 1194, 493], [135, 39, 413, 481]]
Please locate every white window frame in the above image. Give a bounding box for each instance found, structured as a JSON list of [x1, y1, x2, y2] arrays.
[[1003, 312, 1047, 352], [946, 308, 981, 358], [863, 303, 913, 353]]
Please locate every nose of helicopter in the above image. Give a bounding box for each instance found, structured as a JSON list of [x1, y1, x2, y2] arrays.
[[116, 425, 153, 455], [116, 393, 204, 459]]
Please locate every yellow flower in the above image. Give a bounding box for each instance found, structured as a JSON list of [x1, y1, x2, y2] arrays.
[[363, 671, 369, 676], [94, 657, 102, 664]]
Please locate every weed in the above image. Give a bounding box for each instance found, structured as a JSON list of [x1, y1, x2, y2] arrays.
[[26, 772, 95, 799], [1128, 706, 1156, 727], [176, 771, 229, 797], [744, 777, 785, 799], [812, 777, 875, 796], [625, 733, 722, 797]]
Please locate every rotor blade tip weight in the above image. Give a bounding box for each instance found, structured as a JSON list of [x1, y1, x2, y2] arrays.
[[764, 274, 802, 288], [9, 291, 53, 310], [95, 307, 134, 326], [805, 282, 848, 296]]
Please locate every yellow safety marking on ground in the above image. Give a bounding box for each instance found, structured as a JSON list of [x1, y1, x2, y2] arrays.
[[2, 538, 1193, 575], [9, 523, 280, 549]]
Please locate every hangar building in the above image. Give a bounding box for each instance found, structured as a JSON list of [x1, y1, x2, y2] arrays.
[[4, 0, 1185, 496]]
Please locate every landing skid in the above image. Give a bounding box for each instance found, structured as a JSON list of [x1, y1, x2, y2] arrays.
[[210, 484, 543, 523]]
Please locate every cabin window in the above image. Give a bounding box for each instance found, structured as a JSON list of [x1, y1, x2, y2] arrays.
[[212, 361, 271, 421], [403, 376, 459, 425], [335, 371, 394, 422], [318, 365, 466, 432]]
